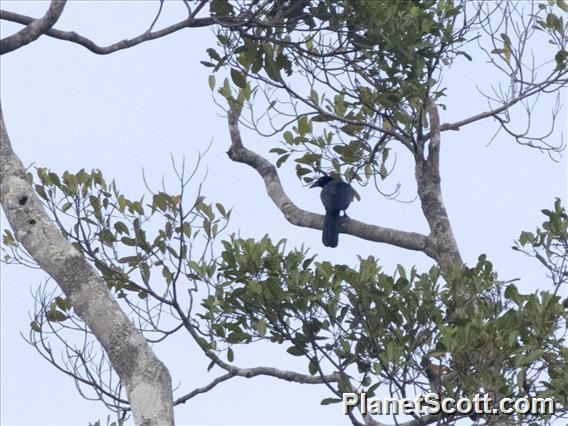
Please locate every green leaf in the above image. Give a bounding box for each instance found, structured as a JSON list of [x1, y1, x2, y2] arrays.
[[247, 280, 262, 294], [207, 48, 221, 62], [276, 154, 290, 168], [140, 263, 150, 285], [518, 231, 534, 245], [546, 13, 563, 33], [298, 116, 311, 135], [99, 229, 115, 247], [256, 318, 267, 337], [48, 172, 60, 186], [517, 349, 545, 367], [283, 131, 294, 144], [30, 321, 41, 332], [264, 49, 282, 82], [218, 77, 232, 99], [308, 358, 318, 375], [210, 0, 233, 15], [55, 296, 70, 311], [396, 264, 406, 280], [62, 171, 78, 193], [296, 166, 311, 178], [35, 185, 47, 200], [312, 114, 331, 122], [208, 74, 216, 91], [320, 397, 342, 405], [295, 152, 320, 165], [309, 89, 319, 104], [227, 331, 249, 343], [121, 237, 136, 246], [505, 284, 520, 303], [2, 230, 15, 246], [269, 147, 288, 155], [114, 221, 129, 235], [46, 310, 68, 322], [287, 346, 304, 356], [216, 203, 227, 217], [230, 68, 247, 88]]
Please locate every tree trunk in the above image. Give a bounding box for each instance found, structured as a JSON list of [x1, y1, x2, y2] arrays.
[[0, 104, 174, 426]]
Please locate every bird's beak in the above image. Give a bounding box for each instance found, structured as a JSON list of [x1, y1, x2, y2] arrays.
[[309, 181, 319, 188]]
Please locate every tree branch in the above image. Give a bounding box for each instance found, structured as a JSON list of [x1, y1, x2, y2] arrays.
[[433, 75, 566, 136], [0, 0, 66, 55], [226, 103, 435, 257], [174, 371, 238, 405], [414, 98, 462, 273], [0, 3, 215, 55], [181, 309, 341, 386], [0, 103, 174, 426]]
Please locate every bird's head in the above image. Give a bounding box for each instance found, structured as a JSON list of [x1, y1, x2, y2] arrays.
[[309, 175, 334, 188]]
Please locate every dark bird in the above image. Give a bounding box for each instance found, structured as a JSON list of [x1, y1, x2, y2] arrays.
[[310, 175, 355, 248]]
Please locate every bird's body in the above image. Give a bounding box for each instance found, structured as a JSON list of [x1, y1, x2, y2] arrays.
[[310, 175, 354, 248]]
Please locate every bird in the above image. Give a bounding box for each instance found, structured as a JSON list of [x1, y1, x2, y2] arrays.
[[310, 174, 355, 248]]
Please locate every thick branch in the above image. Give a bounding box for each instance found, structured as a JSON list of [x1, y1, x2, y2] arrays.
[[0, 5, 215, 55], [0, 0, 66, 55], [415, 98, 462, 272], [226, 104, 435, 257], [0, 104, 174, 426]]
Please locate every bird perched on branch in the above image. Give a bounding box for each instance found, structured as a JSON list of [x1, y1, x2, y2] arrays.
[[310, 174, 355, 248]]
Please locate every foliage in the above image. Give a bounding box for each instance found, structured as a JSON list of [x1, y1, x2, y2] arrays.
[[88, 415, 123, 426], [4, 169, 566, 422], [514, 197, 568, 292], [205, 0, 567, 185], [2, 166, 229, 413], [29, 166, 227, 299], [1, 1, 567, 424], [206, 0, 471, 185], [201, 235, 566, 421]]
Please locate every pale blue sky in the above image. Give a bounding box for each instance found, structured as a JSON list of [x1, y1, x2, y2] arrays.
[[1, 1, 566, 425]]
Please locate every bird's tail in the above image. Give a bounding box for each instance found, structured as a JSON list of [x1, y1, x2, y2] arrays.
[[323, 209, 340, 248]]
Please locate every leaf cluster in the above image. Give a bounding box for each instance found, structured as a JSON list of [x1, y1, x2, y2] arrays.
[[198, 236, 566, 419], [205, 0, 472, 186], [3, 172, 567, 422]]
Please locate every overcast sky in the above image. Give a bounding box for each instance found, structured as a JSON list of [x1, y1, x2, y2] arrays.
[[1, 1, 566, 425]]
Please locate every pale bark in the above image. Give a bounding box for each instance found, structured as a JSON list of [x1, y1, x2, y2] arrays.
[[0, 105, 174, 426], [415, 99, 463, 273]]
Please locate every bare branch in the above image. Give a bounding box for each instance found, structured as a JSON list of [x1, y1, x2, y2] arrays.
[[148, 0, 165, 33], [436, 77, 566, 135], [174, 371, 237, 405], [0, 5, 215, 55], [0, 0, 66, 55]]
